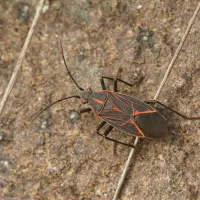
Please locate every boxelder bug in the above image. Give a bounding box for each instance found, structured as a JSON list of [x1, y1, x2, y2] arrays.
[[34, 41, 200, 148]]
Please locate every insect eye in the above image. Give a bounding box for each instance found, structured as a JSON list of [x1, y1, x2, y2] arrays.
[[87, 88, 92, 94], [82, 100, 88, 104]]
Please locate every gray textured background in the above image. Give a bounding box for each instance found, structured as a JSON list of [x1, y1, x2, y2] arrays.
[[0, 0, 200, 199]]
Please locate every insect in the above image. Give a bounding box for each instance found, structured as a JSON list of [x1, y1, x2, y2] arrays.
[[34, 41, 200, 148]]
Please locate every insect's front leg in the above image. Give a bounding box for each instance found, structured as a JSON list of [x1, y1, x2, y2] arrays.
[[100, 77, 107, 90], [100, 76, 118, 92], [101, 76, 136, 92]]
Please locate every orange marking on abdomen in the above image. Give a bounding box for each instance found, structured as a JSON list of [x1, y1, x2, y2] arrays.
[[93, 98, 104, 105]]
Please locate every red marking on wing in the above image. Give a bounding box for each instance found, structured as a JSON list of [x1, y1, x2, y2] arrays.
[[110, 91, 133, 107], [93, 98, 104, 105], [96, 90, 112, 93], [113, 106, 121, 112], [112, 92, 157, 115], [129, 118, 145, 137], [102, 115, 129, 122], [91, 91, 158, 137], [100, 109, 122, 114], [101, 115, 145, 137], [132, 110, 156, 116], [104, 96, 128, 115], [121, 118, 144, 137]]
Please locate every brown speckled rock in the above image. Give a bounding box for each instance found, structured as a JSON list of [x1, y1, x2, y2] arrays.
[[0, 0, 200, 199]]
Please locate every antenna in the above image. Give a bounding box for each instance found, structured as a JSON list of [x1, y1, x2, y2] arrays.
[[32, 95, 80, 121], [60, 40, 84, 91], [32, 41, 84, 120]]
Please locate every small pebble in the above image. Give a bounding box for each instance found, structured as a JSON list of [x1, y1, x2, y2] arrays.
[[0, 160, 8, 167], [0, 132, 9, 142], [41, 120, 48, 129], [143, 36, 148, 41], [17, 3, 31, 22], [137, 5, 143, 9], [68, 110, 80, 124]]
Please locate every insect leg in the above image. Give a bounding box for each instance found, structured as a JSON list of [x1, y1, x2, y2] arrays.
[[145, 100, 200, 120], [97, 121, 135, 148], [96, 121, 107, 131], [100, 76, 119, 91], [114, 79, 117, 92], [79, 108, 92, 114], [100, 77, 106, 90], [101, 76, 135, 86], [101, 76, 136, 92], [103, 125, 114, 136]]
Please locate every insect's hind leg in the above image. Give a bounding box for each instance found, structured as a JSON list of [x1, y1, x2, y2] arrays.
[[100, 76, 135, 92], [97, 121, 135, 148], [145, 100, 200, 120]]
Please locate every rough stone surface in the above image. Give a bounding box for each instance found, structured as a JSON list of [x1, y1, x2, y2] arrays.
[[0, 0, 200, 199]]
